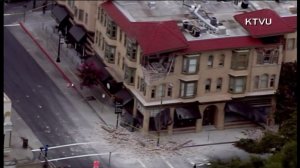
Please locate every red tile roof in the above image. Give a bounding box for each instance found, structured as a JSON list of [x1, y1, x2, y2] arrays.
[[234, 9, 295, 38], [102, 2, 188, 56], [102, 2, 297, 55], [183, 36, 266, 54]]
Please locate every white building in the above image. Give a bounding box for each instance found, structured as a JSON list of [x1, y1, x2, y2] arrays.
[[4, 93, 13, 154]]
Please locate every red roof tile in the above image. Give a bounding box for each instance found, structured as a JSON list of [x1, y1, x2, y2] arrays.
[[183, 36, 266, 54], [234, 9, 294, 38], [101, 2, 188, 56], [282, 16, 297, 31]]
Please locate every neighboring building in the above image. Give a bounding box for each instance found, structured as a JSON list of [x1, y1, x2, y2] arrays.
[[4, 93, 13, 154], [53, 1, 297, 134]]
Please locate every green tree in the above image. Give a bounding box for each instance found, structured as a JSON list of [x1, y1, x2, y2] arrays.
[[275, 62, 297, 126]]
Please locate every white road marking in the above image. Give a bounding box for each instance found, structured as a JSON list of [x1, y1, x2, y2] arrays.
[[41, 153, 116, 162], [4, 23, 20, 27], [160, 156, 175, 168], [137, 159, 147, 168], [31, 141, 100, 151]]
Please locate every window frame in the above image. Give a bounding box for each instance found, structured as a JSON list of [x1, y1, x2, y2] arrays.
[[229, 76, 246, 94], [126, 38, 137, 61], [106, 17, 117, 39], [205, 79, 211, 92], [78, 9, 84, 21], [207, 55, 214, 68], [231, 50, 249, 70], [124, 65, 136, 85], [180, 80, 197, 98], [216, 78, 222, 91], [104, 43, 116, 63], [286, 38, 295, 50], [182, 55, 199, 74]]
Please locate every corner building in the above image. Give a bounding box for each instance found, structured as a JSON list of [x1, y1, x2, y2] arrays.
[[56, 1, 297, 134]]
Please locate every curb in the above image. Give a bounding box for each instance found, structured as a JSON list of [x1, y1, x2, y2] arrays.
[[18, 21, 108, 125], [182, 141, 237, 148], [19, 21, 81, 94]]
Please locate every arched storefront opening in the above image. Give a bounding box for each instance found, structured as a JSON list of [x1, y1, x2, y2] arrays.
[[202, 105, 217, 126]]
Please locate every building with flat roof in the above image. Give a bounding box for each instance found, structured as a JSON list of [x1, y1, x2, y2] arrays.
[[54, 0, 297, 134]]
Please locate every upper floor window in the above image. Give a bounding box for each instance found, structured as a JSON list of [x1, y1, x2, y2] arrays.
[[104, 43, 116, 63], [205, 79, 211, 92], [106, 17, 117, 39], [119, 30, 123, 42], [97, 7, 101, 20], [124, 65, 136, 85], [229, 76, 246, 93], [78, 9, 84, 21], [286, 38, 296, 50], [207, 55, 213, 68], [151, 86, 156, 98], [182, 55, 199, 74], [126, 38, 137, 61], [139, 78, 147, 96], [219, 54, 225, 67], [254, 76, 259, 89], [216, 78, 222, 91], [156, 84, 166, 98], [100, 8, 104, 23], [231, 50, 249, 70], [256, 47, 279, 64], [74, 7, 78, 17], [180, 80, 197, 98], [167, 84, 172, 97], [260, 74, 269, 88], [84, 13, 88, 24]]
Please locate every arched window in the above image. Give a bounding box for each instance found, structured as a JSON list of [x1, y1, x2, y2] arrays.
[[260, 74, 269, 88]]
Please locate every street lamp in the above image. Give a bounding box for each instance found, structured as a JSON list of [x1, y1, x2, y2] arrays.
[[56, 31, 64, 63]]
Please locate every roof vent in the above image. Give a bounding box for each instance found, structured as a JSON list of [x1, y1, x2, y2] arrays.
[[241, 0, 249, 9], [148, 2, 156, 9], [210, 17, 218, 27], [191, 27, 201, 37], [216, 26, 227, 35]]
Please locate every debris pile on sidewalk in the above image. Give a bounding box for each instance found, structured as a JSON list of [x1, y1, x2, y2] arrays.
[[242, 128, 264, 141], [99, 124, 191, 158]]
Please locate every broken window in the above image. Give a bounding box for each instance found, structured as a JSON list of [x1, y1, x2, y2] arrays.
[[256, 47, 279, 64], [231, 50, 249, 70]]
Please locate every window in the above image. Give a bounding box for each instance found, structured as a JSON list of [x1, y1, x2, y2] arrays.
[[106, 17, 117, 39], [256, 48, 279, 64], [182, 55, 199, 74], [137, 76, 140, 89], [229, 76, 246, 93], [97, 7, 101, 20], [231, 50, 249, 70], [286, 38, 295, 50], [117, 52, 121, 65], [124, 65, 136, 85], [254, 76, 259, 89], [139, 78, 146, 96], [104, 14, 107, 27], [104, 43, 116, 63], [207, 55, 213, 68], [205, 79, 211, 92], [95, 30, 98, 44], [100, 8, 104, 23], [260, 74, 268, 88], [216, 78, 222, 91], [180, 81, 197, 98], [124, 34, 127, 46], [98, 32, 102, 47], [270, 75, 276, 87], [74, 7, 78, 17], [126, 38, 137, 61], [156, 84, 166, 98], [219, 54, 225, 67], [78, 9, 84, 21], [119, 30, 122, 42], [151, 86, 156, 98], [84, 13, 88, 24], [122, 58, 125, 70], [101, 37, 105, 51], [167, 85, 172, 97]]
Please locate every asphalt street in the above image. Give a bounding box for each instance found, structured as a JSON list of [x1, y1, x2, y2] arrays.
[[4, 27, 111, 168]]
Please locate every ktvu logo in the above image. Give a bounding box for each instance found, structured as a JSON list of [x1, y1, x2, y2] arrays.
[[245, 18, 272, 26]]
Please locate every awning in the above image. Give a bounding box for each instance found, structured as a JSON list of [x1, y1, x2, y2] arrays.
[[52, 5, 69, 24], [154, 108, 173, 131], [68, 25, 86, 43], [225, 102, 267, 123], [114, 88, 133, 106], [175, 105, 201, 120]]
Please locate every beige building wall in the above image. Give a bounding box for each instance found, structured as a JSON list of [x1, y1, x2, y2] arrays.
[[283, 32, 297, 63], [4, 93, 13, 154]]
